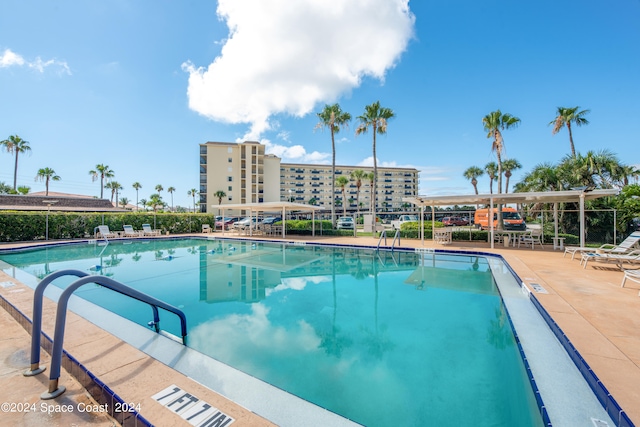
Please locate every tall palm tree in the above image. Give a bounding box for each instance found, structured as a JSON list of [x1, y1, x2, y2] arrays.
[[1, 135, 32, 191], [484, 162, 498, 194], [147, 194, 164, 212], [550, 106, 590, 158], [316, 103, 352, 227], [132, 182, 142, 211], [120, 197, 129, 209], [167, 186, 176, 211], [155, 184, 163, 195], [187, 189, 198, 213], [482, 110, 520, 195], [34, 167, 61, 196], [139, 198, 148, 212], [501, 158, 522, 193], [336, 175, 350, 218], [463, 166, 484, 194], [356, 101, 395, 216], [214, 190, 226, 215], [89, 164, 114, 199], [350, 169, 366, 222]]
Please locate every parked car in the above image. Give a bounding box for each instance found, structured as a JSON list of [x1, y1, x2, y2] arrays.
[[215, 217, 237, 229], [262, 216, 282, 225], [336, 217, 355, 230], [441, 216, 469, 227], [233, 217, 261, 229], [391, 215, 419, 230]]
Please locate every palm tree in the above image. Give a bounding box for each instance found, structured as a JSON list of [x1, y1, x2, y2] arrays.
[[132, 182, 142, 211], [550, 106, 590, 158], [119, 197, 129, 209], [34, 167, 61, 196], [1, 135, 32, 191], [463, 166, 484, 194], [155, 184, 163, 196], [350, 169, 366, 222], [484, 162, 498, 194], [336, 176, 350, 218], [139, 198, 148, 212], [89, 164, 114, 199], [214, 190, 226, 215], [147, 193, 163, 212], [316, 103, 352, 226], [501, 158, 522, 193], [356, 101, 395, 215], [167, 186, 176, 211], [482, 110, 520, 195], [105, 181, 123, 204], [187, 189, 198, 213], [16, 185, 30, 195]]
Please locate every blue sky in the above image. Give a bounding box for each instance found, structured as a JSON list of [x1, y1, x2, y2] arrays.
[[1, 0, 639, 209]]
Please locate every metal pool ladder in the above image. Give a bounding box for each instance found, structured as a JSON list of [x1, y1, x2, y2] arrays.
[[24, 269, 188, 400], [377, 229, 401, 251]]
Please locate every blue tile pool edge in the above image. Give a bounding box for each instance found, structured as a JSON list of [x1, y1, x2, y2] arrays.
[[0, 236, 634, 426], [0, 293, 154, 427]]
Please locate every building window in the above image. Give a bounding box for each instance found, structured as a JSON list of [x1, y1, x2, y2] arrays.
[[228, 158, 232, 162], [228, 186, 232, 191], [228, 167, 232, 172], [228, 177, 233, 182], [228, 196, 233, 201], [228, 147, 232, 153]]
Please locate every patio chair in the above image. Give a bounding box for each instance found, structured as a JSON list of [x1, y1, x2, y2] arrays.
[[581, 249, 640, 269], [518, 229, 543, 250], [621, 270, 640, 295], [564, 231, 640, 260], [202, 224, 213, 234], [122, 225, 141, 237], [141, 224, 161, 236], [96, 225, 117, 239]]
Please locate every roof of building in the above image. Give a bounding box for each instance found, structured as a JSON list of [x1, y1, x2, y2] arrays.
[[0, 194, 128, 212]]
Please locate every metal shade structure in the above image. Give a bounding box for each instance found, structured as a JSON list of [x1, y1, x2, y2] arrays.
[[403, 189, 620, 248], [213, 201, 325, 239]]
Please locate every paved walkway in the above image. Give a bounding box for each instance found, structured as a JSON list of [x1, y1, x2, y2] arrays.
[[1, 234, 638, 426]]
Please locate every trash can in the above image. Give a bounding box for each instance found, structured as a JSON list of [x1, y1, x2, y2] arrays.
[[503, 236, 510, 247]]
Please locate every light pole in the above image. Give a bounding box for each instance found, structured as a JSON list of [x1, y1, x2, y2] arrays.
[[43, 200, 59, 240]]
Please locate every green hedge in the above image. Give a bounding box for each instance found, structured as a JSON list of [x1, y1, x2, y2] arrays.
[[0, 212, 217, 242]]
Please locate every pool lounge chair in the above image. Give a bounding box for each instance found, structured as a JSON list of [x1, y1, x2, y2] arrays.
[[564, 231, 640, 260], [621, 270, 640, 296], [122, 225, 141, 237], [202, 224, 213, 234], [141, 224, 161, 236], [581, 249, 640, 269], [96, 225, 117, 239], [518, 228, 544, 250]]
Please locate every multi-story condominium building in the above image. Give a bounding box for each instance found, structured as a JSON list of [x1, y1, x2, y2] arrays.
[[280, 162, 419, 213], [199, 141, 419, 214]]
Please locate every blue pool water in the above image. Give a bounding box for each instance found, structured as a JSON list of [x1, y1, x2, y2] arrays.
[[1, 238, 544, 426]]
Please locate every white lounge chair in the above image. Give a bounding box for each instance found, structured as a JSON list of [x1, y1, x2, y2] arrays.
[[433, 228, 452, 245], [142, 224, 161, 236], [581, 249, 640, 269], [122, 225, 141, 237], [621, 270, 640, 296], [564, 231, 640, 260], [96, 225, 117, 239], [202, 224, 213, 234]]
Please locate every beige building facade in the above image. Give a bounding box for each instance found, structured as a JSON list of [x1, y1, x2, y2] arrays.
[[200, 141, 419, 215]]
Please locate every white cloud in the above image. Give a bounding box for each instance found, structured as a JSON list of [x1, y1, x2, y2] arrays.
[[263, 140, 330, 163], [0, 48, 70, 75], [182, 0, 415, 140], [0, 49, 24, 67]]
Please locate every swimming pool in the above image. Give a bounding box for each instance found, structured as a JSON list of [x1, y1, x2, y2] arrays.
[[0, 238, 612, 426]]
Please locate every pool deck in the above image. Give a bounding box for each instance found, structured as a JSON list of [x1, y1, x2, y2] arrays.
[[1, 233, 639, 426]]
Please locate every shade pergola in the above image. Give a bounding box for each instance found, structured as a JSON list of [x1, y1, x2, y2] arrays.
[[214, 201, 325, 239], [403, 189, 620, 248]]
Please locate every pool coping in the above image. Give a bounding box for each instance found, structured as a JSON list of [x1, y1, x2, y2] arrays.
[[0, 235, 635, 426]]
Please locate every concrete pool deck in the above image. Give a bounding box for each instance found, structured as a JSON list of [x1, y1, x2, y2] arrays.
[[0, 233, 639, 426]]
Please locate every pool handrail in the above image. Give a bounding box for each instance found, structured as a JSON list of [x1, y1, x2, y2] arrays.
[[377, 229, 401, 251], [23, 269, 188, 400]]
